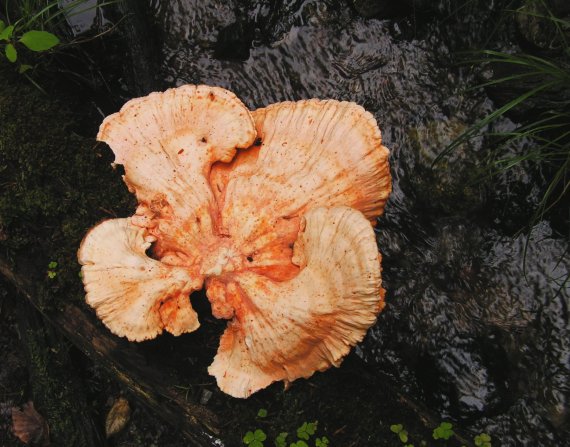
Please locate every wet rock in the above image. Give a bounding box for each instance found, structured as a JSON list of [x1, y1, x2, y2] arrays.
[[483, 56, 570, 122], [215, 20, 255, 61], [350, 0, 430, 19], [516, 0, 570, 53], [404, 118, 485, 216], [250, 0, 351, 43]]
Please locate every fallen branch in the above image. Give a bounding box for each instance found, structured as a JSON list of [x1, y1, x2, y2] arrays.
[[0, 256, 223, 447]]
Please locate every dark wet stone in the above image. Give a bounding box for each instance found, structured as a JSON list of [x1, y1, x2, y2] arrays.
[[516, 0, 570, 53], [484, 57, 570, 121], [350, 0, 430, 19], [215, 20, 255, 61]]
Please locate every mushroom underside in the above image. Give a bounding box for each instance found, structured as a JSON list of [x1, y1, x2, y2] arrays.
[[208, 206, 385, 398], [79, 85, 391, 397]]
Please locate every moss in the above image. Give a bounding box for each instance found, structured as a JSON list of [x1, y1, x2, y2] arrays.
[[0, 62, 134, 309], [12, 296, 99, 446]]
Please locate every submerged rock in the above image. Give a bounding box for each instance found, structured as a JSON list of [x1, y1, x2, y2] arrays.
[[516, 0, 570, 53], [404, 118, 485, 216], [350, 0, 430, 19]]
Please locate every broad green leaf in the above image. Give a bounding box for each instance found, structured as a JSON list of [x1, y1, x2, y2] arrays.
[[297, 421, 317, 440], [305, 422, 316, 435], [5, 43, 17, 62], [474, 433, 492, 447], [390, 424, 403, 434], [19, 64, 33, 74], [274, 432, 288, 447], [297, 426, 309, 440], [244, 431, 255, 443], [0, 20, 5, 32], [19, 30, 60, 51], [0, 25, 15, 41], [254, 429, 267, 441], [433, 422, 454, 440]]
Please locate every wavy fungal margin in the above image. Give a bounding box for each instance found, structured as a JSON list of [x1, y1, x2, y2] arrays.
[[79, 85, 392, 398]]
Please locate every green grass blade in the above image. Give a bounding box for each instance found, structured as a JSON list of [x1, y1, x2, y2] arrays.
[[433, 80, 560, 165]]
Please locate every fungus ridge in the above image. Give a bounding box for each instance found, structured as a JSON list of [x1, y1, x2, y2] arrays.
[[208, 206, 385, 398], [79, 85, 392, 397]]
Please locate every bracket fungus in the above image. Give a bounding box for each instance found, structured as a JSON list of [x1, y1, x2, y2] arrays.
[[78, 85, 392, 398]]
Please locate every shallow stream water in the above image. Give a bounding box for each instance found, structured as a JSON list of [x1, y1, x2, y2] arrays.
[[87, 1, 570, 445]]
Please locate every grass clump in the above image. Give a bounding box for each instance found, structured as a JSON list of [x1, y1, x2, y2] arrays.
[[0, 64, 133, 307], [435, 3, 569, 283], [435, 49, 570, 223]]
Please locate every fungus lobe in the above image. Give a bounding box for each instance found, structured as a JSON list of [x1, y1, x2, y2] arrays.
[[79, 85, 391, 398]]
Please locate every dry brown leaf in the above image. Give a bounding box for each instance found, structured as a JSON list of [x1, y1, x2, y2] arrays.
[[105, 397, 131, 438], [11, 401, 49, 446]]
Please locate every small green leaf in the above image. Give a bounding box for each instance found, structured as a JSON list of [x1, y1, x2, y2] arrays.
[[5, 43, 17, 62], [433, 422, 454, 440], [315, 437, 329, 447], [19, 64, 33, 74], [390, 424, 403, 434], [251, 441, 264, 447], [274, 432, 288, 447], [297, 423, 309, 440], [289, 442, 308, 447], [48, 261, 58, 269], [254, 429, 267, 441], [0, 20, 5, 32], [244, 431, 255, 444], [257, 408, 268, 418], [296, 422, 318, 442], [305, 422, 316, 436], [399, 430, 409, 443], [19, 30, 60, 51], [0, 25, 15, 41], [48, 271, 57, 279], [474, 433, 491, 447]]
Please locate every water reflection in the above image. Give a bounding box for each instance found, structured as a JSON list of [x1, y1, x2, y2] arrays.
[[149, 1, 569, 444]]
